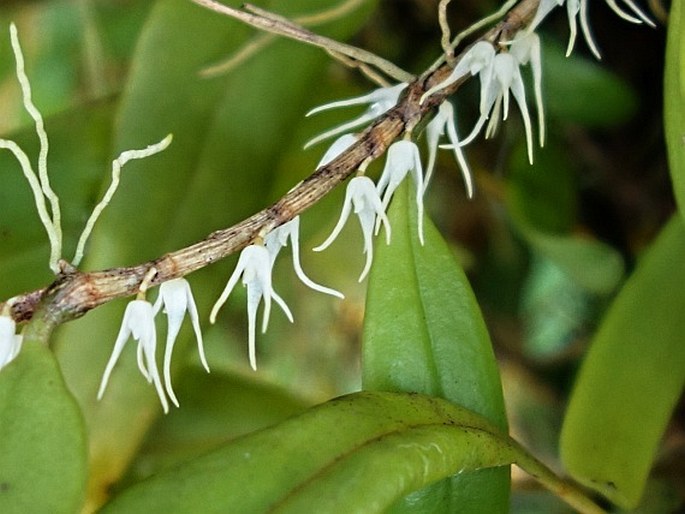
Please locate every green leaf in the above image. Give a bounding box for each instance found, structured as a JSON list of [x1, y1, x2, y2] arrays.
[[665, 0, 685, 220], [542, 38, 637, 127], [0, 342, 87, 514], [363, 182, 508, 513], [560, 215, 685, 509], [121, 369, 310, 485], [101, 391, 597, 514]]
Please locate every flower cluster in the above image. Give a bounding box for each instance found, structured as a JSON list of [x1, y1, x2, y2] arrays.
[[98, 278, 208, 413], [2, 1, 654, 415]]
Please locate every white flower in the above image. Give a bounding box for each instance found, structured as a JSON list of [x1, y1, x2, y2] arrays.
[[304, 83, 407, 149], [424, 101, 473, 198], [529, 0, 653, 59], [316, 133, 358, 168], [457, 48, 537, 165], [314, 176, 391, 282], [265, 217, 344, 299], [153, 278, 209, 408], [509, 31, 545, 149], [210, 244, 293, 370], [0, 315, 22, 371], [376, 140, 425, 245], [98, 300, 169, 413], [420, 41, 496, 104]]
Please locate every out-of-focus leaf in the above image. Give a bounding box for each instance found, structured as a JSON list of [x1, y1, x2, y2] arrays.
[[542, 38, 637, 127], [101, 392, 592, 514], [363, 182, 509, 513], [560, 215, 685, 509], [51, 0, 379, 508], [665, 0, 685, 220], [0, 342, 86, 514], [520, 253, 591, 360], [121, 368, 310, 485], [507, 142, 624, 295]]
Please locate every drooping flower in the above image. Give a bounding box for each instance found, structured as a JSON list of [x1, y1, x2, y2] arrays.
[[314, 176, 391, 282], [153, 278, 209, 408], [455, 46, 539, 165], [210, 244, 293, 370], [316, 133, 358, 168], [424, 101, 473, 198], [529, 0, 653, 59], [304, 83, 407, 148], [265, 217, 344, 299], [376, 140, 425, 245], [420, 41, 496, 105], [98, 299, 169, 413], [0, 315, 22, 371]]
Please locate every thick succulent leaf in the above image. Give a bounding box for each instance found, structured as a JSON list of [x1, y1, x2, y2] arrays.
[[101, 391, 595, 514], [0, 342, 87, 514], [560, 215, 685, 508], [121, 368, 310, 485], [665, 0, 685, 220], [363, 182, 508, 513]]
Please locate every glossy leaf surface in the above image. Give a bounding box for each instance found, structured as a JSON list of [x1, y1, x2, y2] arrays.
[[102, 391, 591, 514], [363, 182, 508, 513]]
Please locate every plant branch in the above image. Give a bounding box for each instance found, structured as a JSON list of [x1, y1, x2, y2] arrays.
[[3, 0, 540, 335]]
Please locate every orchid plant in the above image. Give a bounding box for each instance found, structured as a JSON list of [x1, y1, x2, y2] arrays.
[[0, 0, 682, 513]]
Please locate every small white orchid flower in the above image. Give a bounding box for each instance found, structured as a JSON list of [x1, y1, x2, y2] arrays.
[[420, 41, 496, 104], [509, 31, 545, 148], [0, 315, 22, 371], [98, 300, 169, 413], [316, 133, 358, 168], [376, 140, 425, 245], [265, 217, 344, 299], [304, 83, 407, 149], [210, 244, 293, 370], [530, 0, 653, 59], [314, 176, 391, 282], [458, 51, 536, 165], [153, 278, 209, 408], [424, 102, 474, 198]]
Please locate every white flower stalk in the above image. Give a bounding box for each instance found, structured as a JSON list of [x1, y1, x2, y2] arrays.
[[0, 24, 61, 273], [265, 217, 344, 299], [304, 83, 407, 149], [376, 140, 426, 245], [529, 0, 653, 59], [424, 102, 473, 198], [98, 300, 169, 413], [72, 135, 173, 267], [316, 133, 358, 168], [314, 176, 391, 282], [153, 278, 209, 408], [210, 244, 293, 370], [0, 315, 23, 371]]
